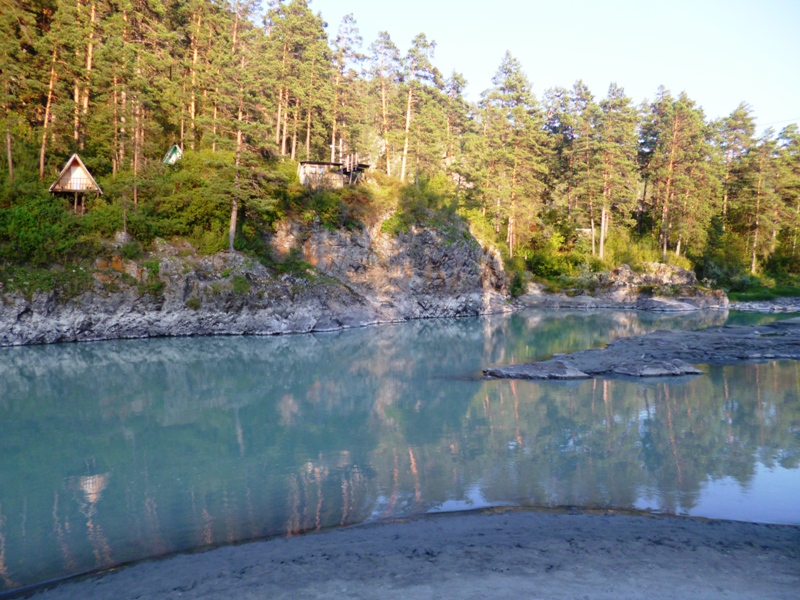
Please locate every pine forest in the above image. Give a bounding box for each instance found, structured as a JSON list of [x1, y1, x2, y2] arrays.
[[2, 0, 800, 298]]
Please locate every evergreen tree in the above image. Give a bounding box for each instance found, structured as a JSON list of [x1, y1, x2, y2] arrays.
[[399, 33, 438, 183], [479, 52, 548, 257], [595, 83, 637, 259], [367, 31, 401, 175]]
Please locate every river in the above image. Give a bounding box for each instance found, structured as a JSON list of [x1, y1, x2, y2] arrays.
[[1, 309, 799, 593]]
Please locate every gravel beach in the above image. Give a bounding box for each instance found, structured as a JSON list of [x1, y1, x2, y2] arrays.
[[21, 509, 800, 600]]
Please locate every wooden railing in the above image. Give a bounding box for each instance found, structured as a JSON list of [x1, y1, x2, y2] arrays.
[[52, 178, 97, 192]]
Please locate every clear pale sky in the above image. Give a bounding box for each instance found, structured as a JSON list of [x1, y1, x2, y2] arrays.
[[310, 0, 800, 133]]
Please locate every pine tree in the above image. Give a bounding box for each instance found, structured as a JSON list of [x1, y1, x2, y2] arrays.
[[367, 31, 400, 175], [595, 83, 637, 259], [479, 52, 548, 257], [400, 33, 438, 183]]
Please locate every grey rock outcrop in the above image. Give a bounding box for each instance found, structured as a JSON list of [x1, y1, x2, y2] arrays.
[[484, 318, 800, 380], [518, 263, 728, 311], [0, 220, 509, 346], [729, 297, 800, 313]]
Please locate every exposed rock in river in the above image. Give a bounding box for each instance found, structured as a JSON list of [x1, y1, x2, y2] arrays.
[[484, 317, 800, 379], [0, 221, 508, 346], [518, 263, 728, 311]]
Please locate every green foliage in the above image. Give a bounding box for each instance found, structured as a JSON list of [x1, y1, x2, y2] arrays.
[[380, 178, 458, 237], [119, 241, 143, 260], [602, 233, 659, 272], [0, 264, 93, 300], [231, 275, 250, 294], [185, 297, 202, 310], [2, 0, 800, 296], [380, 212, 411, 236], [509, 272, 525, 297]]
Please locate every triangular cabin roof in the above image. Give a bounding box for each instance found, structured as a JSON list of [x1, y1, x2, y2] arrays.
[[49, 154, 103, 195], [163, 144, 183, 165]]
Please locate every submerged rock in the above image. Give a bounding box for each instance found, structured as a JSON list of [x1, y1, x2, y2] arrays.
[[484, 360, 590, 380], [484, 318, 800, 380]]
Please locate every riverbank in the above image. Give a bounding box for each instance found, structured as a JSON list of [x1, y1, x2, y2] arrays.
[[20, 509, 800, 600], [485, 317, 800, 379], [0, 223, 508, 347]]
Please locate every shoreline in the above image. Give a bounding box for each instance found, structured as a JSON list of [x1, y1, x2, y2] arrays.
[[17, 508, 800, 600], [6, 294, 799, 350]]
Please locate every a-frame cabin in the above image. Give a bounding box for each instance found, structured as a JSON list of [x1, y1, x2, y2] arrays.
[[163, 144, 183, 165], [49, 154, 102, 213]]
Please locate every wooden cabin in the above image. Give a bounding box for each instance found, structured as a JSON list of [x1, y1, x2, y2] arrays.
[[298, 154, 369, 190], [49, 154, 103, 195], [163, 144, 183, 165], [49, 154, 102, 213]]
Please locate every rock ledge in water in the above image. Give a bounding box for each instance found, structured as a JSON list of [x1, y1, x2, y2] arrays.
[[484, 318, 800, 380]]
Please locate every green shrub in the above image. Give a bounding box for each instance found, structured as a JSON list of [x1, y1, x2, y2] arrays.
[[381, 212, 411, 236], [232, 275, 250, 294], [509, 272, 525, 297], [119, 241, 143, 260], [185, 297, 202, 310]]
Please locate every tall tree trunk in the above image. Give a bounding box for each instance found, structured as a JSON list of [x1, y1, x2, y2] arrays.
[[79, 0, 96, 150], [305, 106, 312, 160], [274, 42, 287, 146], [112, 74, 119, 174], [381, 76, 391, 176], [190, 13, 201, 150], [722, 153, 731, 231], [330, 72, 340, 163], [290, 103, 298, 161], [661, 113, 681, 261], [73, 76, 81, 145], [133, 97, 141, 204], [750, 151, 765, 274], [120, 88, 127, 165], [39, 48, 58, 180], [280, 99, 288, 155], [506, 143, 519, 258], [4, 105, 13, 183], [400, 85, 413, 182], [230, 83, 244, 253], [304, 57, 316, 160], [212, 87, 218, 152], [180, 81, 186, 150], [589, 193, 596, 256]]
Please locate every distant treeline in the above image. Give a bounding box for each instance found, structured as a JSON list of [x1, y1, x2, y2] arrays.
[[1, 0, 799, 289]]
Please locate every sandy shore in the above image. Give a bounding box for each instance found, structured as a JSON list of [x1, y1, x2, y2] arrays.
[[20, 509, 800, 600]]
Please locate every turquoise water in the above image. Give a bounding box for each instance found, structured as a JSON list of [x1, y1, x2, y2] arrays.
[[1, 309, 799, 593]]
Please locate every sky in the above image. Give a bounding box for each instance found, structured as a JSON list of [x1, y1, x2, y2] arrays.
[[310, 0, 800, 134]]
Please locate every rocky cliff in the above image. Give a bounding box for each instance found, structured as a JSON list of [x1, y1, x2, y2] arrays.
[[0, 220, 509, 346]]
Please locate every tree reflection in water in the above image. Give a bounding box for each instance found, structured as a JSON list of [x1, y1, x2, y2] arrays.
[[0, 309, 798, 592]]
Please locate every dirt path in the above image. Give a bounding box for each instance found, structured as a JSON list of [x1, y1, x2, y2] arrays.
[[22, 509, 800, 600]]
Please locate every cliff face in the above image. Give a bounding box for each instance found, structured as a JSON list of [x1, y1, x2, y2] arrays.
[[0, 221, 509, 346]]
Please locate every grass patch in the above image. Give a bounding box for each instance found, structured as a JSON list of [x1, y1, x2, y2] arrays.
[[232, 275, 250, 294], [0, 264, 94, 301], [728, 284, 800, 302]]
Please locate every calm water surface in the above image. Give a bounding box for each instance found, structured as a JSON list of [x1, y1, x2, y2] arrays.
[[1, 309, 799, 592]]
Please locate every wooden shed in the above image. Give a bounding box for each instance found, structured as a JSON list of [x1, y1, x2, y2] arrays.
[[298, 161, 343, 189], [298, 154, 369, 190]]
